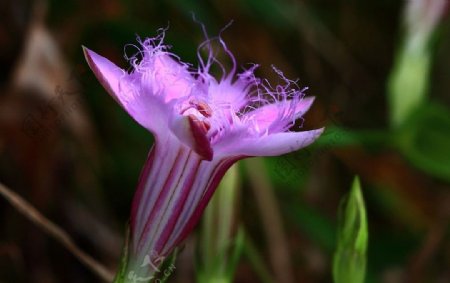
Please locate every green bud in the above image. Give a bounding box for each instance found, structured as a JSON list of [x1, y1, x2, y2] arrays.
[[333, 176, 368, 283]]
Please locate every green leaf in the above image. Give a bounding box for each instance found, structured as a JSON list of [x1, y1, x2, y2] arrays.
[[388, 44, 431, 128], [197, 165, 243, 283], [333, 176, 368, 283], [242, 232, 275, 283], [396, 102, 450, 182]]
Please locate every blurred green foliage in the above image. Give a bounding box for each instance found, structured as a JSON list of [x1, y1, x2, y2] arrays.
[[0, 0, 449, 282], [197, 166, 244, 283], [395, 102, 450, 182]]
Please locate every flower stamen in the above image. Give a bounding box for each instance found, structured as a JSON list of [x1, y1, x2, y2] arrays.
[[189, 99, 213, 118]]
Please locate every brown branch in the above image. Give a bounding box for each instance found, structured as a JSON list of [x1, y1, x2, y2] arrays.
[[0, 182, 114, 282]]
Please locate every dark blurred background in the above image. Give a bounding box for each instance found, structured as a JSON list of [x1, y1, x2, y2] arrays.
[[0, 0, 449, 282]]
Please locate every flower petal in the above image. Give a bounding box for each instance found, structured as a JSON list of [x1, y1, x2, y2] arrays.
[[244, 96, 316, 133], [293, 96, 316, 118], [208, 79, 249, 112], [83, 47, 169, 135], [83, 46, 127, 104], [151, 53, 195, 102], [219, 128, 324, 157]]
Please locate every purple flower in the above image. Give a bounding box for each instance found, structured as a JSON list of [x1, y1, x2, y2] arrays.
[[83, 30, 323, 278]]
